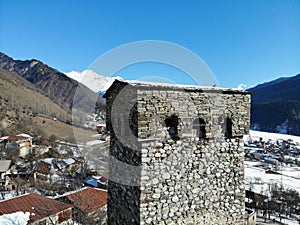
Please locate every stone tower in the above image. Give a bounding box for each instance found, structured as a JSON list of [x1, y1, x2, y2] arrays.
[[105, 80, 251, 225]]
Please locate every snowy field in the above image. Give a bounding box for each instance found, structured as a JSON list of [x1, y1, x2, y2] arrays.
[[245, 161, 300, 194], [244, 130, 300, 195], [244, 130, 300, 145]]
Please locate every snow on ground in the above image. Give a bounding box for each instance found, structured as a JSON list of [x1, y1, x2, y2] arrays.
[[85, 139, 106, 147], [244, 130, 300, 145], [270, 215, 299, 225], [244, 130, 300, 195], [0, 211, 30, 225], [280, 167, 300, 179], [245, 162, 300, 194]]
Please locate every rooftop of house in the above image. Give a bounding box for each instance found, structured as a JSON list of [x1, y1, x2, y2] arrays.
[[0, 193, 72, 223], [17, 133, 33, 139], [62, 158, 77, 165], [105, 79, 250, 96], [0, 134, 33, 141], [83, 176, 99, 187], [63, 187, 107, 216], [0, 135, 27, 141]]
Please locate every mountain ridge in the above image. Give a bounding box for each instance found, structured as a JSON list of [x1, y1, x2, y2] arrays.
[[0, 52, 104, 113], [247, 73, 300, 135], [1, 52, 299, 136]]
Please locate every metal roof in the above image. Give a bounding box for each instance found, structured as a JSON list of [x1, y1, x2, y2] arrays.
[[84, 176, 98, 187], [0, 193, 72, 223], [3, 135, 26, 141], [64, 187, 107, 216]]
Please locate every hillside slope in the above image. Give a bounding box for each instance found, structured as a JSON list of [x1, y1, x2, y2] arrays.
[[0, 52, 104, 113], [247, 74, 300, 135], [0, 68, 72, 136]]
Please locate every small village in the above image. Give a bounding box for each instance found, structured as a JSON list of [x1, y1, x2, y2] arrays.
[[1, 112, 300, 225], [1, 125, 300, 224], [0, 115, 110, 224], [1, 0, 300, 224], [244, 131, 300, 225], [245, 134, 300, 167]]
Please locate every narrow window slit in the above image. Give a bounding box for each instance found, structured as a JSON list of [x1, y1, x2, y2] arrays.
[[193, 118, 206, 139], [165, 115, 180, 141]]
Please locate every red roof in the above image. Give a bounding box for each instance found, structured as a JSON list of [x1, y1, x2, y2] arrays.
[[0, 193, 72, 223], [64, 187, 107, 216], [6, 135, 27, 141]]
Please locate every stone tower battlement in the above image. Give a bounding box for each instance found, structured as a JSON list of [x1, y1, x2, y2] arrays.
[[105, 80, 251, 225]]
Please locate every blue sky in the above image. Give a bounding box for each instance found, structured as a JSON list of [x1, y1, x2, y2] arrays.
[[0, 0, 299, 88]]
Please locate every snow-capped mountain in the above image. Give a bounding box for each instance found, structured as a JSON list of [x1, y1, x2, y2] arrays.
[[65, 69, 122, 93], [0, 52, 102, 113]]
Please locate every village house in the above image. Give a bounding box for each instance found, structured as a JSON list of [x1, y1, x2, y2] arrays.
[[83, 176, 108, 189], [83, 176, 99, 188], [0, 133, 33, 158], [33, 160, 52, 183], [96, 123, 106, 134], [98, 176, 108, 189], [55, 158, 82, 174], [31, 144, 51, 156], [0, 160, 11, 190], [0, 161, 34, 192], [244, 208, 256, 225], [56, 187, 107, 224], [0, 193, 73, 224]]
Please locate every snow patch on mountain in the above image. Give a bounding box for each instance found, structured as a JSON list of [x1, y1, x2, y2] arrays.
[[65, 70, 122, 93], [29, 60, 38, 68], [235, 83, 247, 91]]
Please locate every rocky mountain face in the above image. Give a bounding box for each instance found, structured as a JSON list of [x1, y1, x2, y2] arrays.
[[0, 52, 104, 114], [247, 74, 300, 135]]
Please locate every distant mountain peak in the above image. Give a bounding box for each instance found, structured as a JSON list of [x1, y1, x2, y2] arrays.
[[64, 69, 122, 93], [0, 52, 104, 114]]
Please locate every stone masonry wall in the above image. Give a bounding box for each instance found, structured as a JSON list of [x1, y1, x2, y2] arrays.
[[106, 82, 142, 225], [106, 82, 251, 225]]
